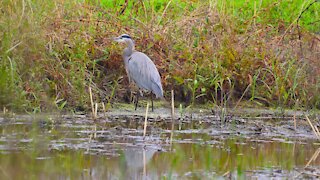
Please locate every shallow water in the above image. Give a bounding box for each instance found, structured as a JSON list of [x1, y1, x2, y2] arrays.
[[0, 113, 319, 179]]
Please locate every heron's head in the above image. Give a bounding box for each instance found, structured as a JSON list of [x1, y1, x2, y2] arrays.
[[114, 34, 133, 44]]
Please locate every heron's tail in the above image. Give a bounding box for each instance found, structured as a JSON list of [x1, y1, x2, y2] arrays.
[[151, 82, 163, 99]]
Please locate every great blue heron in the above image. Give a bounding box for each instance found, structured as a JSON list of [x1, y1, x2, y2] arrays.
[[114, 34, 163, 111]]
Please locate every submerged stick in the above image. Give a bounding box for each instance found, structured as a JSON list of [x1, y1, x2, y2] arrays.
[[170, 90, 175, 147], [305, 148, 320, 168], [143, 102, 149, 138], [143, 150, 146, 178]]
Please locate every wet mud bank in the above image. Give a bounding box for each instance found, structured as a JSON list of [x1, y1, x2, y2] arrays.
[[104, 107, 320, 141]]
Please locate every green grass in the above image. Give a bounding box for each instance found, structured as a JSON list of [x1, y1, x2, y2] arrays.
[[0, 0, 319, 112], [216, 0, 319, 32]]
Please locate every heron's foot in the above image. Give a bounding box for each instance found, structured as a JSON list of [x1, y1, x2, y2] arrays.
[[151, 94, 154, 112]]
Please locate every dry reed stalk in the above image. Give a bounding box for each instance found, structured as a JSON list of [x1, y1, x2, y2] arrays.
[[93, 124, 97, 139], [89, 86, 95, 119], [101, 102, 106, 118], [5, 41, 22, 54], [170, 89, 175, 146], [305, 115, 320, 140], [222, 171, 230, 177], [94, 102, 98, 119], [234, 83, 251, 109], [143, 102, 149, 138]]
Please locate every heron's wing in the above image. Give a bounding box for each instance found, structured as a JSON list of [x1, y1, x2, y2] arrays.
[[127, 52, 163, 97]]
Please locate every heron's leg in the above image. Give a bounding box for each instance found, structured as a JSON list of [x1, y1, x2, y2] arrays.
[[151, 93, 154, 112], [134, 92, 139, 111]]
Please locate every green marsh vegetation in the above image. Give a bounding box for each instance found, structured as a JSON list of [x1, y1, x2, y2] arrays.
[[0, 0, 319, 112]]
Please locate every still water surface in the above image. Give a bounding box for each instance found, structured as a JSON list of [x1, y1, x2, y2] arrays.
[[0, 114, 319, 179]]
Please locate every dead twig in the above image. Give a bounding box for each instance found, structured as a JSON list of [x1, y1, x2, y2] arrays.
[[60, 18, 109, 24], [119, 0, 129, 15], [296, 0, 318, 58], [277, 1, 318, 46]]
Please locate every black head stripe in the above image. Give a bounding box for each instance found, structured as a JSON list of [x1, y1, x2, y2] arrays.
[[121, 35, 131, 39]]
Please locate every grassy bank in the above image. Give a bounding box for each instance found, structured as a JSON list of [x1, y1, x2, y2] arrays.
[[0, 0, 319, 112]]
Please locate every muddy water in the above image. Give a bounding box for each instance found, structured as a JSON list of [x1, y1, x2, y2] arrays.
[[0, 112, 320, 179]]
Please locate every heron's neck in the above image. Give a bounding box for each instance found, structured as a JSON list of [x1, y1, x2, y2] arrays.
[[123, 40, 135, 57]]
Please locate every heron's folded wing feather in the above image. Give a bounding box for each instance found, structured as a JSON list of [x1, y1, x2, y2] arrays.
[[127, 52, 163, 97]]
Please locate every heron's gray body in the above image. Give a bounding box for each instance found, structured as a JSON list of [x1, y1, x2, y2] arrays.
[[115, 34, 163, 99], [124, 51, 163, 98]]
